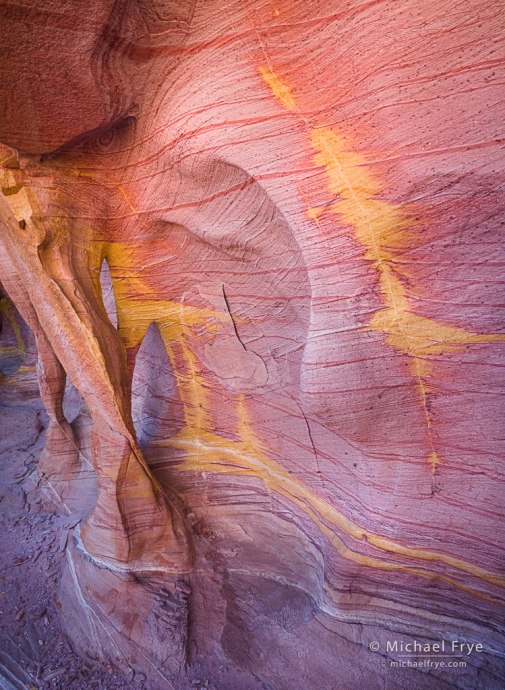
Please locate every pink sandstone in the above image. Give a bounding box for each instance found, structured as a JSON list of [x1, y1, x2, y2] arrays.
[[0, 1, 504, 688]]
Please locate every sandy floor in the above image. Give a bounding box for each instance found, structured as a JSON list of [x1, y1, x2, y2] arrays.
[[0, 394, 142, 690]]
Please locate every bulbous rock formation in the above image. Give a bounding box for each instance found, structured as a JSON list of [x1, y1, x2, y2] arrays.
[[0, 0, 504, 688]]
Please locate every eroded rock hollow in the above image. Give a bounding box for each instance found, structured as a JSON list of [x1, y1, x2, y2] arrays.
[[0, 1, 504, 688]]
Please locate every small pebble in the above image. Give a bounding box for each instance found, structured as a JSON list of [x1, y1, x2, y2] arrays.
[[31, 607, 47, 619], [44, 667, 67, 681]]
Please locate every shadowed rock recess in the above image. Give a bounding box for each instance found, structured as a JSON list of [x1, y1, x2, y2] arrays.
[[0, 1, 504, 688]]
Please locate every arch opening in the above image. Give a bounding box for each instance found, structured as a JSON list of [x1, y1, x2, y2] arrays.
[[131, 321, 175, 449], [99, 258, 118, 329]]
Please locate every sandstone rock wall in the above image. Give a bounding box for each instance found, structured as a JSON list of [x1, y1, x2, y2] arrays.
[[0, 1, 504, 688]]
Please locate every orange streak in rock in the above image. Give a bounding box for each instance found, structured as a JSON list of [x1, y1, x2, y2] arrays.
[[260, 67, 505, 475], [107, 237, 505, 602], [258, 67, 297, 111], [158, 398, 505, 604]]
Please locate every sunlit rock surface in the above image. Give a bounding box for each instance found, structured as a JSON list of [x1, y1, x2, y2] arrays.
[[0, 1, 504, 688]]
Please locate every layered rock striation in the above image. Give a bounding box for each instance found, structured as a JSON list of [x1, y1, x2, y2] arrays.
[[1, 1, 504, 688]]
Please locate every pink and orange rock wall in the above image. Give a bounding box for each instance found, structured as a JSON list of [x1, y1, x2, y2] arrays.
[[0, 1, 504, 688]]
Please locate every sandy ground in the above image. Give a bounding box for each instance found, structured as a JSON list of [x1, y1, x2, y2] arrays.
[[0, 375, 258, 690], [0, 383, 143, 689]]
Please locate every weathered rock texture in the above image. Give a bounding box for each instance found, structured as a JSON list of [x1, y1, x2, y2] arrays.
[[1, 1, 504, 688]]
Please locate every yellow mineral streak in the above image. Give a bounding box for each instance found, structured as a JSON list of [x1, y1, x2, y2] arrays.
[[259, 67, 297, 111], [98, 92, 505, 600], [104, 245, 227, 433], [309, 127, 505, 472], [105, 239, 505, 600], [1, 171, 34, 224], [124, 306, 505, 594], [260, 68, 505, 473], [158, 395, 505, 601], [310, 128, 505, 353]]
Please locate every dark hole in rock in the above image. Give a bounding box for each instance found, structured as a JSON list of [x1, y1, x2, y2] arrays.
[[0, 298, 27, 376]]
